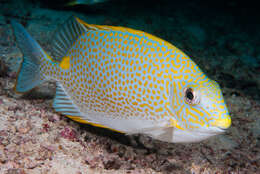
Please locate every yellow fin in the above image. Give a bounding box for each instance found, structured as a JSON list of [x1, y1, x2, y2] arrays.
[[60, 56, 70, 70], [66, 115, 124, 133]]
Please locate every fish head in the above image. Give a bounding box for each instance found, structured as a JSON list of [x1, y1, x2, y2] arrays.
[[169, 78, 231, 142], [197, 80, 231, 129]]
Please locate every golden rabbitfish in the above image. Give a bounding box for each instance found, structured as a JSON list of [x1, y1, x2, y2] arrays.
[[11, 17, 231, 143]]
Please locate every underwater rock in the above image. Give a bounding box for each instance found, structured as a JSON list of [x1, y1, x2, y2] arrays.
[[21, 82, 55, 100], [217, 136, 238, 150], [0, 59, 8, 77], [251, 118, 260, 137], [206, 135, 238, 151]]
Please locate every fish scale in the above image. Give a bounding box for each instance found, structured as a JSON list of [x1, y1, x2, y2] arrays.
[[11, 17, 231, 143]]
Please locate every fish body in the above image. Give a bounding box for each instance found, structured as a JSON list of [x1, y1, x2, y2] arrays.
[[11, 17, 231, 143]]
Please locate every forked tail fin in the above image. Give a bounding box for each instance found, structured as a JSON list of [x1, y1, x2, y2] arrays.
[[11, 20, 51, 93]]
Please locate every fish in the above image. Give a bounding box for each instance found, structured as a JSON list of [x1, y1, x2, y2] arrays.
[[66, 0, 108, 6], [11, 17, 231, 143]]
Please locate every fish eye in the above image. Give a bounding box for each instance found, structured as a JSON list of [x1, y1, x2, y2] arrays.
[[184, 87, 199, 105]]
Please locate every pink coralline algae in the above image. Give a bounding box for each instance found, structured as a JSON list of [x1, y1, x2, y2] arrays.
[[60, 127, 77, 141]]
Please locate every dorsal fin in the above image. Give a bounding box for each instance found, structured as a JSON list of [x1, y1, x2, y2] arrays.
[[50, 16, 86, 62], [76, 17, 181, 51], [75, 17, 101, 31], [76, 17, 144, 36], [50, 16, 182, 62]]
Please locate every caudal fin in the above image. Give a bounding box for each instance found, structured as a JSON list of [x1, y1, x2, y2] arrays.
[[11, 20, 49, 93]]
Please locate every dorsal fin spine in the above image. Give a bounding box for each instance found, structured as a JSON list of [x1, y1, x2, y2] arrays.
[[49, 16, 86, 62]]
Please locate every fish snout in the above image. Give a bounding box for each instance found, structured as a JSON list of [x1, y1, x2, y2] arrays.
[[210, 115, 231, 130]]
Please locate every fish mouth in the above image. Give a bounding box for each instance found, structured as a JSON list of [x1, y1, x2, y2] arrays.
[[210, 116, 232, 130], [208, 126, 227, 134], [217, 127, 228, 131], [215, 127, 227, 133]]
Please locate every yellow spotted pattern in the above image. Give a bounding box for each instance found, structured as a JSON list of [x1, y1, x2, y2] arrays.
[[39, 20, 230, 130]]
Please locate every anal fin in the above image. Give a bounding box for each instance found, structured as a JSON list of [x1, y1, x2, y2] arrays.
[[66, 114, 123, 133], [53, 83, 123, 133], [53, 82, 83, 117]]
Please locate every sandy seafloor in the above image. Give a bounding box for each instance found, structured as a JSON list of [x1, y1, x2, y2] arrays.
[[0, 0, 260, 173]]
